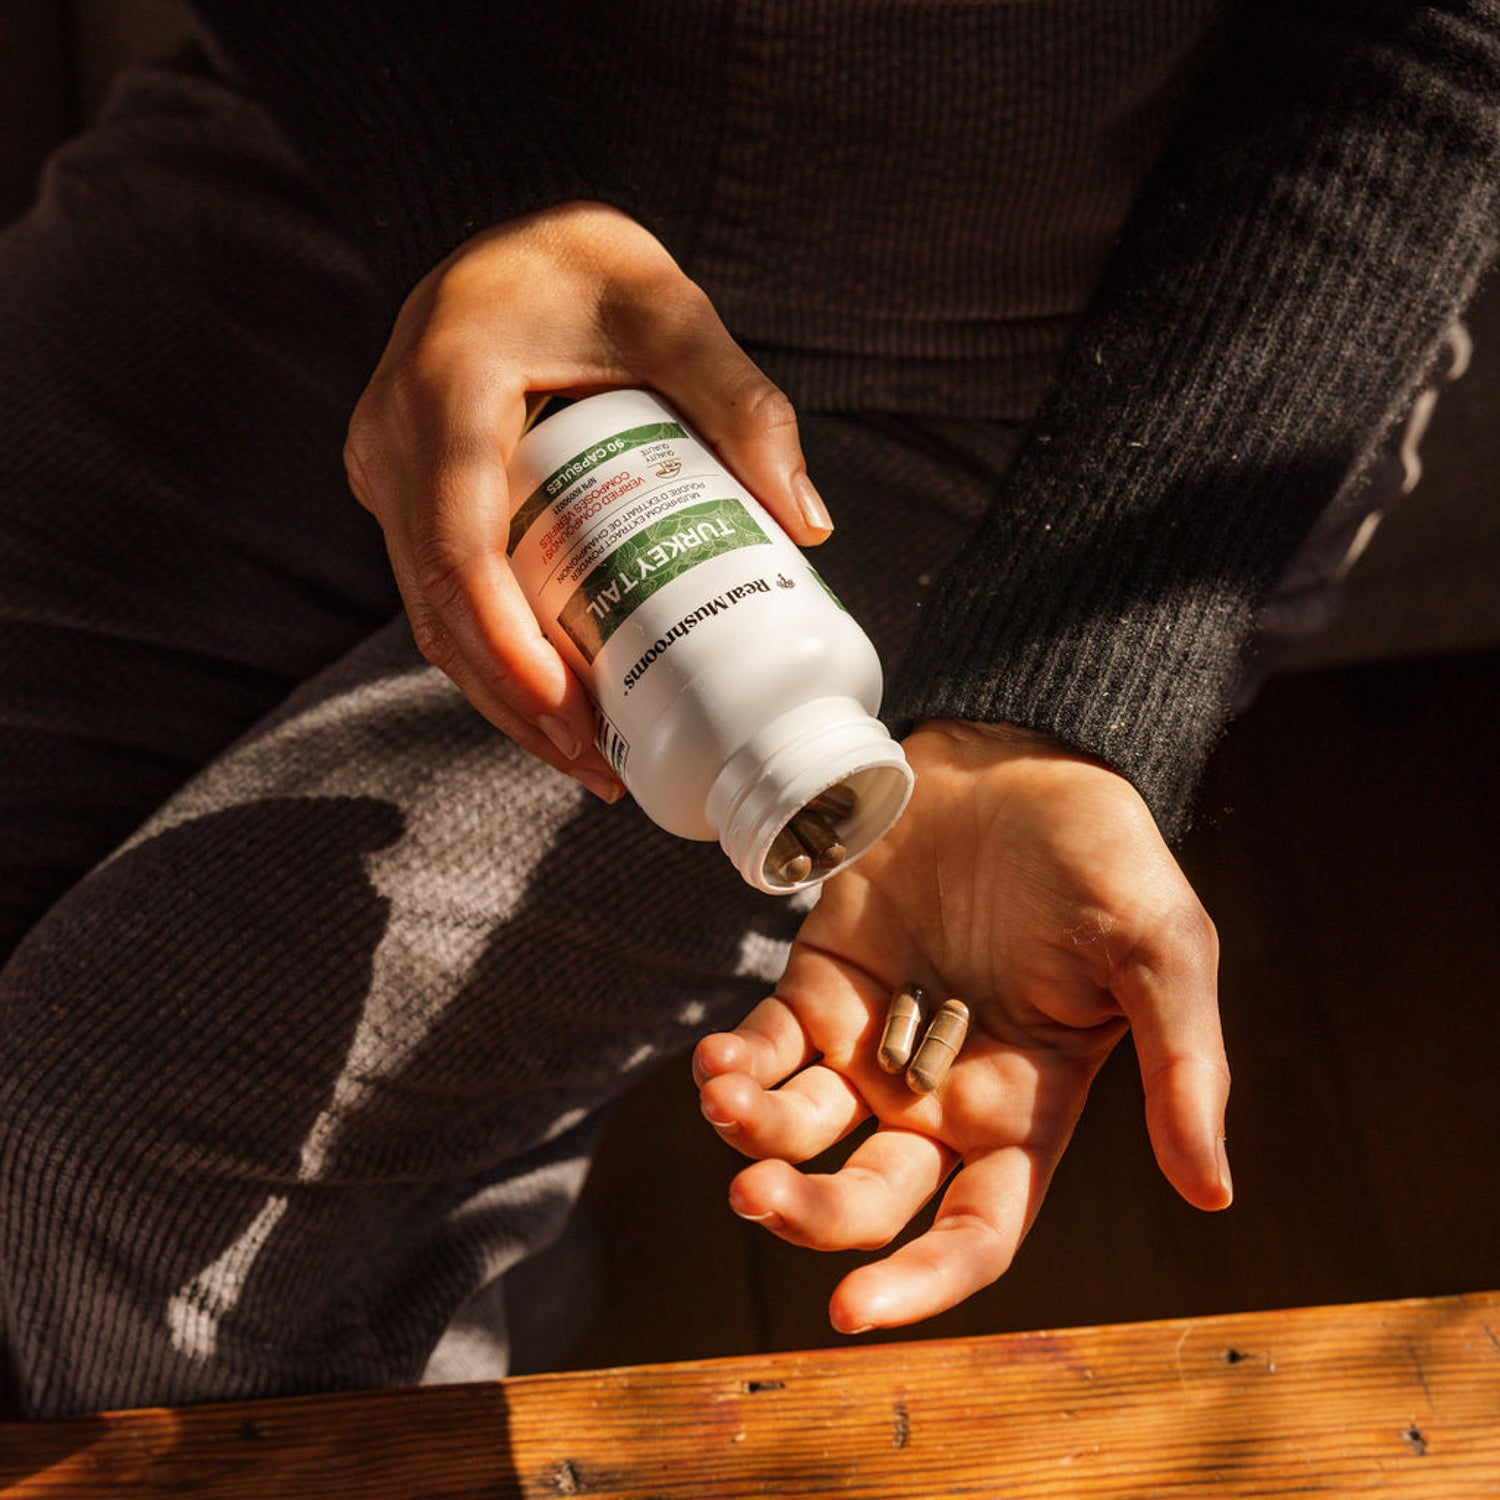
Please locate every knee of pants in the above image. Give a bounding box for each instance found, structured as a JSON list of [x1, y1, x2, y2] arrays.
[[0, 793, 406, 1299]]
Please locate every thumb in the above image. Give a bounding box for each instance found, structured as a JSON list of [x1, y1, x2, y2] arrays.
[[1114, 932, 1233, 1212], [1140, 1052, 1233, 1212]]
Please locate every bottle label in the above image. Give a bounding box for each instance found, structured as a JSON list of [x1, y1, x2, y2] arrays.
[[596, 708, 631, 778], [616, 573, 777, 696], [509, 416, 778, 667], [508, 421, 687, 554], [556, 499, 769, 662]]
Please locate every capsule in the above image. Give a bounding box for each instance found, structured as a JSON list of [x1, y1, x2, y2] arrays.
[[789, 807, 847, 871], [767, 826, 813, 885], [906, 999, 970, 1094], [877, 984, 927, 1073], [808, 783, 857, 821]]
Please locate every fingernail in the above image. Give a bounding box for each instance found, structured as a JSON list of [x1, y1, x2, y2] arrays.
[[701, 1103, 737, 1130], [539, 714, 583, 761], [733, 1207, 780, 1226], [832, 1313, 875, 1336], [577, 768, 625, 804], [793, 471, 833, 535], [1216, 1136, 1234, 1203]]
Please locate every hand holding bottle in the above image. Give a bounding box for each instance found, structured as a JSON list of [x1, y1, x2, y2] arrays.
[[343, 201, 831, 799]]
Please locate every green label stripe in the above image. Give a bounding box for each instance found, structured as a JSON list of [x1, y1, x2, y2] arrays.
[[508, 421, 687, 554], [558, 498, 769, 663]]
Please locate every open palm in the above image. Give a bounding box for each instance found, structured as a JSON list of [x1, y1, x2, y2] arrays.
[[693, 719, 1232, 1333]]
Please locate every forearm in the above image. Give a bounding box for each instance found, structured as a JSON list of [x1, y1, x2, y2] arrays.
[[889, 0, 1500, 839]]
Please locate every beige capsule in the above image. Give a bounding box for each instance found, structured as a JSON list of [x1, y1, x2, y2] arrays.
[[766, 826, 813, 885], [878, 983, 927, 1073], [906, 999, 970, 1094], [807, 783, 857, 821], [789, 806, 847, 871]]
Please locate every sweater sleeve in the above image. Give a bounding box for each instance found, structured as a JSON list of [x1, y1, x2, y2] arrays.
[[188, 1, 615, 317], [886, 0, 1500, 840]]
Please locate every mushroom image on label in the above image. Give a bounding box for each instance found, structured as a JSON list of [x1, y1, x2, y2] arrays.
[[508, 390, 914, 893]]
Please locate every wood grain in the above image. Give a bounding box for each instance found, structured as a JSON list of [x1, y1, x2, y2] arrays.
[[3, 1291, 1497, 1498]]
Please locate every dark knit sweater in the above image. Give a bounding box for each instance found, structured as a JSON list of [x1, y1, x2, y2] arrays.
[[191, 0, 1500, 838]]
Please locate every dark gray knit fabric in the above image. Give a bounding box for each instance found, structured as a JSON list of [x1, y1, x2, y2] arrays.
[[0, 621, 790, 1411], [888, 0, 1500, 829], [196, 0, 1229, 422]]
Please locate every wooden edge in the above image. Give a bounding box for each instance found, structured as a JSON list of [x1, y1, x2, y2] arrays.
[[3, 1291, 1498, 1498]]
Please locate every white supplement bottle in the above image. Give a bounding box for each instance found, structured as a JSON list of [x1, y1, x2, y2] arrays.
[[507, 388, 913, 893]]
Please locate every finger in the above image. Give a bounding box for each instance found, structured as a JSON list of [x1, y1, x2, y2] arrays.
[[352, 382, 608, 783], [728, 1128, 955, 1250], [1140, 1051, 1233, 1211], [1115, 914, 1233, 1212], [679, 376, 832, 548], [620, 287, 832, 546], [692, 995, 818, 1090], [399, 472, 592, 731], [700, 1064, 869, 1162], [391, 540, 624, 799], [827, 1146, 1042, 1332]]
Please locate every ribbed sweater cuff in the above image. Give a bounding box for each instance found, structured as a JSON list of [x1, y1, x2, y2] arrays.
[[191, 2, 609, 315], [890, 0, 1500, 840]]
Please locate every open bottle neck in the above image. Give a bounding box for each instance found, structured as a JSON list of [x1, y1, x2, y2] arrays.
[[708, 697, 914, 893]]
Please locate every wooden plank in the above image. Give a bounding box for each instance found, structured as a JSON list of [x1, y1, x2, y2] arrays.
[[3, 1292, 1498, 1498]]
